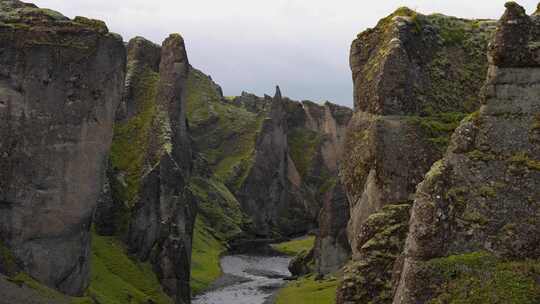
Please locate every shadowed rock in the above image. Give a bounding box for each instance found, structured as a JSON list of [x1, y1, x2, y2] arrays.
[[0, 0, 125, 295], [393, 3, 540, 303]]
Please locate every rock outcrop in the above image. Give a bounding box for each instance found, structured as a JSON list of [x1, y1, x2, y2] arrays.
[[0, 0, 125, 296], [92, 34, 196, 303], [393, 3, 540, 303], [338, 7, 496, 304], [127, 34, 195, 304]]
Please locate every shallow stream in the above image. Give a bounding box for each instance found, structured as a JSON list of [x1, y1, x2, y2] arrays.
[[192, 254, 291, 304]]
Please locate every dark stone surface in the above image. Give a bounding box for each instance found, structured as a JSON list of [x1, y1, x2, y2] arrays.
[[0, 0, 125, 295], [393, 5, 540, 303]]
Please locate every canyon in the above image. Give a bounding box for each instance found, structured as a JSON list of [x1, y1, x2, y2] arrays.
[[0, 1, 539, 304]]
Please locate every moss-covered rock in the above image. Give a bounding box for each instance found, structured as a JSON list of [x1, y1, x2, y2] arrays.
[[337, 203, 411, 304], [422, 252, 540, 304], [393, 4, 540, 302]]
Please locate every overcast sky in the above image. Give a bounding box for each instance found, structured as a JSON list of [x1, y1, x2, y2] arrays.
[[33, 1, 538, 107]]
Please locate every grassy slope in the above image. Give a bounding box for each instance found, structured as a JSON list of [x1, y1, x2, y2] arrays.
[[271, 236, 315, 256], [185, 68, 264, 191], [190, 217, 225, 295], [8, 273, 93, 304], [88, 232, 172, 304], [185, 67, 266, 294], [275, 275, 338, 304]]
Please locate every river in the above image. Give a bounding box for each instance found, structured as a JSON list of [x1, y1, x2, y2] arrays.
[[192, 254, 291, 304]]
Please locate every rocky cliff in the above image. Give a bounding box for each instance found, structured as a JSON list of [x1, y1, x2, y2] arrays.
[[338, 7, 497, 304], [95, 34, 196, 304], [183, 68, 353, 241], [0, 0, 125, 296], [393, 3, 540, 302]]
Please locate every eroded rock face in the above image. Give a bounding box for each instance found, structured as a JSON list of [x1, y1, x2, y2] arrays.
[[0, 0, 125, 295], [126, 34, 195, 304], [343, 7, 495, 261], [236, 90, 353, 238], [337, 203, 411, 304], [236, 88, 290, 236], [393, 4, 540, 303], [338, 7, 496, 303]]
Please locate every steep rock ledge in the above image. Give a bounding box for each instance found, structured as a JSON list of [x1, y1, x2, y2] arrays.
[[0, 0, 126, 296], [393, 3, 540, 303], [93, 34, 196, 303], [338, 7, 496, 304]]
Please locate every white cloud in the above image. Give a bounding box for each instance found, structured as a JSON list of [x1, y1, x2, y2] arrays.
[[32, 0, 539, 106]]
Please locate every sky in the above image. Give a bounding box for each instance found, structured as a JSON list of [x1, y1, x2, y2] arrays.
[[33, 1, 539, 107]]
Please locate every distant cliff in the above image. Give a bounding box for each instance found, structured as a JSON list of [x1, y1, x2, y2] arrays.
[[183, 68, 352, 242]]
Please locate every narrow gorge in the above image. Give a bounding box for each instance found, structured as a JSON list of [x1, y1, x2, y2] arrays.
[[0, 1, 539, 304]]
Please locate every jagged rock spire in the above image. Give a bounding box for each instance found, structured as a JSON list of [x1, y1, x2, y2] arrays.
[[274, 85, 282, 99], [489, 1, 540, 67]]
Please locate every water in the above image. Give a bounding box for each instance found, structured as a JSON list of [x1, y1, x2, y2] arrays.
[[192, 254, 291, 304]]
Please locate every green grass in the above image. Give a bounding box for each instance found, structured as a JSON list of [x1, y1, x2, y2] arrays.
[[190, 217, 225, 295], [8, 273, 93, 303], [275, 275, 337, 304], [189, 177, 247, 240], [185, 68, 266, 190], [88, 232, 172, 304], [272, 236, 315, 256], [427, 252, 540, 304]]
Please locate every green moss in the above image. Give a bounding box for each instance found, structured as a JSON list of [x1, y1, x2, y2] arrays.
[[532, 114, 540, 131], [467, 149, 496, 162], [185, 68, 265, 190], [477, 185, 497, 198], [408, 112, 466, 151], [9, 273, 92, 303], [509, 152, 540, 171], [288, 128, 323, 178], [109, 68, 160, 204], [189, 177, 247, 240], [72, 16, 107, 33], [88, 232, 172, 304], [190, 217, 225, 295], [427, 252, 540, 304], [271, 236, 315, 256], [0, 239, 17, 274], [275, 275, 337, 304]]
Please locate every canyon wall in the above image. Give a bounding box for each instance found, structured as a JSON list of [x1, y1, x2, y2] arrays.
[[97, 34, 196, 303], [337, 7, 496, 304], [338, 2, 540, 304], [183, 69, 353, 241], [0, 0, 125, 295], [393, 3, 540, 302]]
